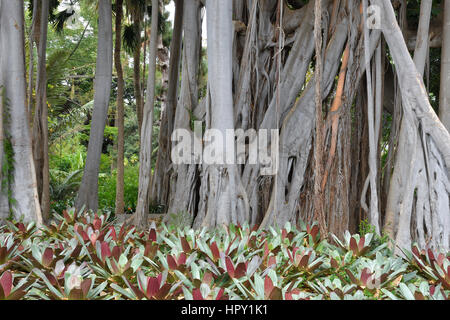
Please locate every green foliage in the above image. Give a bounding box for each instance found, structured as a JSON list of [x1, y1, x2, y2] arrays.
[[122, 23, 140, 55], [49, 133, 86, 215], [49, 169, 82, 210], [97, 165, 165, 215], [406, 0, 443, 28], [24, 0, 170, 219], [358, 219, 391, 247], [359, 218, 375, 236], [98, 165, 140, 214], [198, 47, 208, 99], [0, 212, 448, 300]]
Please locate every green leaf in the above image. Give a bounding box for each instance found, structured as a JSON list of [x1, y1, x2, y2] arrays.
[[399, 283, 415, 300], [32, 268, 65, 300], [118, 254, 128, 268], [111, 283, 137, 300], [130, 256, 143, 273]]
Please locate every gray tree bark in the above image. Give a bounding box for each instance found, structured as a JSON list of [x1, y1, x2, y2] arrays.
[[32, 0, 50, 221], [134, 0, 159, 228], [115, 0, 125, 216], [440, 0, 450, 130], [194, 0, 249, 228], [0, 0, 42, 225], [363, 0, 380, 234], [151, 0, 184, 208], [374, 0, 450, 251], [75, 0, 113, 213], [0, 0, 7, 221], [166, 0, 202, 223], [413, 0, 433, 78]]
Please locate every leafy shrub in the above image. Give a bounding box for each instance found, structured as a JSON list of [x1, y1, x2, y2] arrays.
[[98, 165, 165, 215], [0, 210, 448, 300], [97, 165, 139, 214], [358, 218, 391, 247]]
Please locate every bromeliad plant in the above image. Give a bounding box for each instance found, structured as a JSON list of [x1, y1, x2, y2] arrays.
[[0, 233, 21, 272], [401, 244, 450, 290], [0, 211, 448, 300], [31, 262, 108, 300], [0, 271, 32, 300]]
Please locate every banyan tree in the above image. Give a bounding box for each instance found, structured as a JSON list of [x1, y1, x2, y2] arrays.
[[148, 0, 450, 252], [2, 0, 449, 253]]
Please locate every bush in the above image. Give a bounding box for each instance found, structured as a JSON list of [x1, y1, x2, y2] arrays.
[[98, 165, 140, 214], [0, 210, 448, 300]]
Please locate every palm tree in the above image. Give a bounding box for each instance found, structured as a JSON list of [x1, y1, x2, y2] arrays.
[[124, 0, 146, 135]]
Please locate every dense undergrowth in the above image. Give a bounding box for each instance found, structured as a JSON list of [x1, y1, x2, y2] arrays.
[[0, 210, 448, 300]]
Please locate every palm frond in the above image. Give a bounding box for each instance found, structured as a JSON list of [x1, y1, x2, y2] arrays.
[[122, 23, 140, 54], [52, 9, 75, 34]]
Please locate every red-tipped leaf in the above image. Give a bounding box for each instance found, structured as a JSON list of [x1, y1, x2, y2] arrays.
[[81, 278, 92, 297], [225, 257, 235, 278], [149, 229, 157, 243], [180, 237, 191, 253], [192, 288, 204, 300], [349, 237, 358, 255], [147, 277, 159, 298], [0, 271, 12, 297], [234, 263, 246, 279], [167, 255, 178, 270], [264, 275, 274, 299], [42, 248, 54, 268], [210, 242, 220, 260]]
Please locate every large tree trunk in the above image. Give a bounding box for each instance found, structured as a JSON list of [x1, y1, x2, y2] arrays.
[[413, 0, 432, 78], [151, 0, 184, 208], [166, 0, 202, 224], [32, 0, 50, 221], [312, 0, 327, 238], [145, 0, 449, 250], [241, 0, 321, 226], [193, 0, 249, 228], [260, 14, 349, 229], [0, 0, 8, 221], [75, 0, 113, 213], [115, 0, 125, 216], [0, 0, 42, 225], [440, 0, 450, 130], [134, 0, 159, 229], [375, 0, 450, 251]]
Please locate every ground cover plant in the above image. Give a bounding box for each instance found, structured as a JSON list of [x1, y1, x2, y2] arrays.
[[0, 210, 448, 300]]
